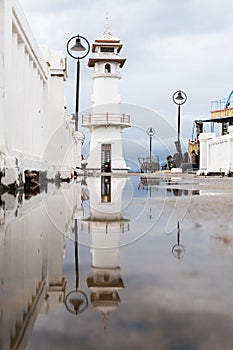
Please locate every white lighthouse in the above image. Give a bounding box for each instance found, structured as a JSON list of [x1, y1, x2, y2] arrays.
[[82, 20, 130, 172]]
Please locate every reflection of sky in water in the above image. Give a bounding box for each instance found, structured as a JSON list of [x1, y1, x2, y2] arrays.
[[1, 177, 233, 350], [80, 176, 196, 247]]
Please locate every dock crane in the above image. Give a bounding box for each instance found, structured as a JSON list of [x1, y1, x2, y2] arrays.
[[225, 90, 233, 108]]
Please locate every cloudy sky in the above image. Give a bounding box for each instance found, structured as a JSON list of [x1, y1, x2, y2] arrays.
[[19, 0, 233, 159]]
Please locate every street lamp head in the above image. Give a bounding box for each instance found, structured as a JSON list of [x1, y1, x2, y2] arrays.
[[66, 34, 90, 132], [172, 90, 187, 105], [146, 127, 155, 136], [67, 34, 90, 60], [65, 290, 88, 315], [70, 36, 86, 52], [175, 91, 185, 102]]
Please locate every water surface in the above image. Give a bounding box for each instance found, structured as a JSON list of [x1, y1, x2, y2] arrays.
[[1, 175, 233, 350]]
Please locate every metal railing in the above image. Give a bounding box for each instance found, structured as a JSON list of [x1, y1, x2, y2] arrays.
[[82, 113, 130, 125], [210, 108, 233, 119], [210, 97, 233, 119]]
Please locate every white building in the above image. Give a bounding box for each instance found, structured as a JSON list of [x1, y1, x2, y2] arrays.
[[198, 126, 233, 175], [82, 21, 130, 173], [0, 0, 84, 186]]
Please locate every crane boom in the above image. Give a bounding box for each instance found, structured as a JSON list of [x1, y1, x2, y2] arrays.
[[225, 90, 233, 108]]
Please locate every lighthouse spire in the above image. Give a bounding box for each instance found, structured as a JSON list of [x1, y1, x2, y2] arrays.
[[104, 13, 111, 35]]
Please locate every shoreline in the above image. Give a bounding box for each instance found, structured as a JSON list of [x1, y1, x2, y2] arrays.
[[88, 171, 233, 190]]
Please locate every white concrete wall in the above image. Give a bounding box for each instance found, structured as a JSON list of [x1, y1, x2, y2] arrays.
[[198, 126, 233, 175], [0, 0, 11, 149], [0, 0, 83, 185]]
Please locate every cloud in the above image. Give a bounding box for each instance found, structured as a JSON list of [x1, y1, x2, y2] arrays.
[[19, 0, 233, 143]]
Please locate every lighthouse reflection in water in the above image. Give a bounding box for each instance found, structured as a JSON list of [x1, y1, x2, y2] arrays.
[[84, 176, 129, 325]]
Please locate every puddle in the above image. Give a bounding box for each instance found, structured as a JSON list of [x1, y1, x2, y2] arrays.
[[0, 176, 233, 350]]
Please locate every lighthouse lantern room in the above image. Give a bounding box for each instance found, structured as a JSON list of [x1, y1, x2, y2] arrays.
[[82, 20, 130, 173]]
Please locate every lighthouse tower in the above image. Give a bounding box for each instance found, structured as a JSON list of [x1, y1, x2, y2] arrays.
[[82, 20, 130, 172]]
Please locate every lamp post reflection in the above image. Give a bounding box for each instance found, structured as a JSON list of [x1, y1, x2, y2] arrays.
[[172, 221, 185, 259], [64, 219, 88, 315]]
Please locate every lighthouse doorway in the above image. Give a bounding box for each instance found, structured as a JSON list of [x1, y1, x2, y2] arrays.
[[101, 144, 111, 172]]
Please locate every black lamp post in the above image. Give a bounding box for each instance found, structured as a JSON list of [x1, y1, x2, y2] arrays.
[[146, 127, 155, 163], [172, 90, 187, 165], [67, 35, 90, 131]]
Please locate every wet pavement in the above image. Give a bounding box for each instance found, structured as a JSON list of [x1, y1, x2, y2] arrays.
[[1, 175, 233, 350]]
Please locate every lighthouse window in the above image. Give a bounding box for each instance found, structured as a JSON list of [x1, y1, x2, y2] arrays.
[[105, 64, 111, 73], [101, 47, 114, 52]]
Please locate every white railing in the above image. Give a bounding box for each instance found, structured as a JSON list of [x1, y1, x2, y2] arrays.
[[82, 113, 130, 126], [198, 126, 233, 175]]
